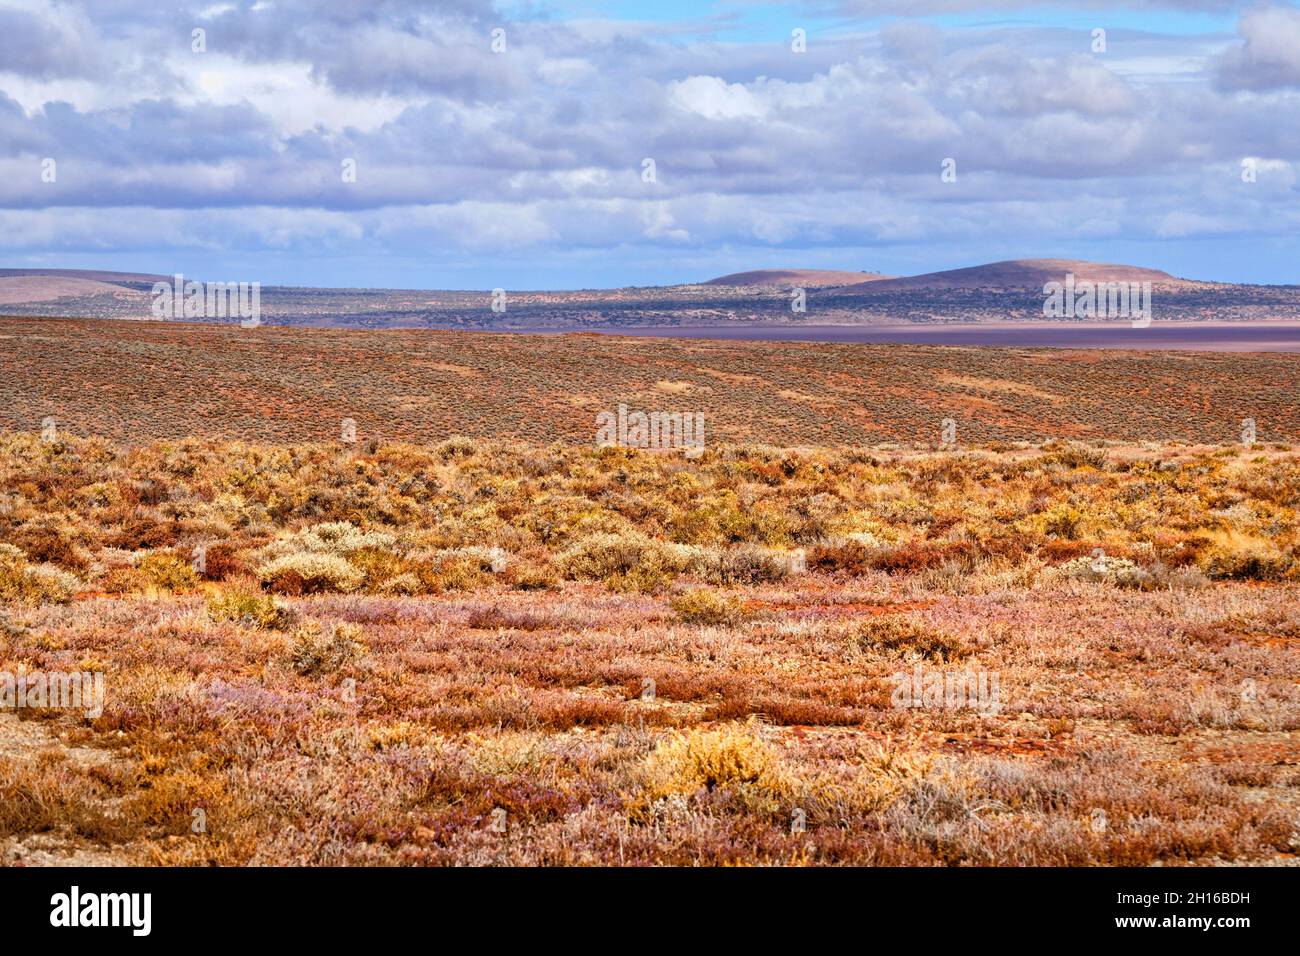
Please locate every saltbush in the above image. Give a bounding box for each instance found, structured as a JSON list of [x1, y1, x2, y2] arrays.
[[259, 552, 364, 595], [0, 544, 80, 604]]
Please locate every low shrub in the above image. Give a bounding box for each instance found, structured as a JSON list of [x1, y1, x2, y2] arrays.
[[850, 615, 968, 662], [99, 564, 147, 595], [350, 546, 410, 592], [631, 722, 790, 820], [0, 544, 80, 605], [807, 538, 872, 574], [257, 522, 396, 563], [669, 588, 749, 626], [560, 532, 696, 592], [454, 546, 509, 573], [1041, 504, 1085, 540], [289, 620, 368, 676], [436, 436, 479, 459], [108, 515, 177, 550], [701, 544, 790, 586], [378, 572, 424, 596], [1054, 554, 1154, 589], [1196, 530, 1291, 581], [417, 555, 491, 592], [868, 539, 978, 574], [207, 584, 297, 630], [136, 551, 199, 592], [1040, 444, 1108, 470], [978, 532, 1038, 564], [259, 552, 364, 595], [194, 542, 245, 581], [9, 522, 85, 570], [503, 557, 561, 591]]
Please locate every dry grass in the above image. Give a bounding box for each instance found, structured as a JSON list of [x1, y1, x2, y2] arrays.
[[1, 432, 1297, 866]]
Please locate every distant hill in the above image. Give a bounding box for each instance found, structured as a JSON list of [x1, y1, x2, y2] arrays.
[[0, 268, 171, 283], [2, 259, 1289, 329], [0, 275, 147, 306], [703, 269, 892, 287], [840, 259, 1195, 294]]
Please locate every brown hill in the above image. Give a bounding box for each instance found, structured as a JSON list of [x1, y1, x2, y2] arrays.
[[0, 268, 170, 283], [0, 275, 145, 306], [703, 268, 892, 288], [840, 259, 1193, 294]]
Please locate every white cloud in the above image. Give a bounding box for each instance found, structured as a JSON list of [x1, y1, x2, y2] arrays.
[[669, 76, 766, 120]]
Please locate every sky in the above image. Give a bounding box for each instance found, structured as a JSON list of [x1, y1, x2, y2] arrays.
[[1, 0, 1299, 289]]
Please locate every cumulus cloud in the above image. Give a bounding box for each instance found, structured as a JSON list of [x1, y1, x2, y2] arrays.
[[669, 76, 768, 120], [1217, 6, 1300, 90]]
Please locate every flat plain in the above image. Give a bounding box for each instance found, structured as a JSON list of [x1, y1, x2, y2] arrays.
[[4, 317, 1300, 447]]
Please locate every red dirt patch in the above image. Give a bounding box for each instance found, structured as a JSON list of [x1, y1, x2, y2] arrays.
[[938, 733, 1070, 757]]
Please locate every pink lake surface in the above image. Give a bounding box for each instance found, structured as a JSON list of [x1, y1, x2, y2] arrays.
[[553, 322, 1300, 352]]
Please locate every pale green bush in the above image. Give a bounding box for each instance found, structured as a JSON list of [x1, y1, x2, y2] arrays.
[[257, 522, 396, 562], [0, 544, 80, 605], [259, 551, 364, 594], [1054, 554, 1153, 589]]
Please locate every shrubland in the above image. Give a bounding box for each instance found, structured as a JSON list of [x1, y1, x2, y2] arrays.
[[1, 432, 1297, 865]]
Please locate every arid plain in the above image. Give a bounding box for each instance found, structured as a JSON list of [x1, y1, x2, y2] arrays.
[[1, 315, 1297, 865]]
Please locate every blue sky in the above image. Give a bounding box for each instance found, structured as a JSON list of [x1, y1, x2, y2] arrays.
[[564, 2, 1239, 38], [1, 1, 1298, 288]]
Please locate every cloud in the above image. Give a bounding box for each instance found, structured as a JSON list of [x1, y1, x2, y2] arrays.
[[0, 4, 104, 80], [194, 0, 518, 100], [1217, 6, 1300, 90], [1, 0, 1298, 284], [669, 76, 767, 120]]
